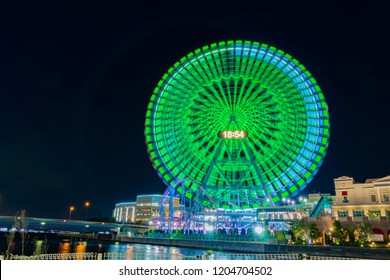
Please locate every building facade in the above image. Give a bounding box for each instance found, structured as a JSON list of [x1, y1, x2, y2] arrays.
[[113, 195, 181, 226], [113, 202, 136, 223], [326, 175, 390, 241], [113, 175, 390, 240], [332, 175, 390, 221], [135, 195, 180, 224]]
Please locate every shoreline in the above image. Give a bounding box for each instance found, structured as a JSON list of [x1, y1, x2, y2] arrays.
[[118, 236, 390, 260]]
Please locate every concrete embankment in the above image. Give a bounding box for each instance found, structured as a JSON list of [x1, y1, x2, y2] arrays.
[[118, 236, 390, 259]]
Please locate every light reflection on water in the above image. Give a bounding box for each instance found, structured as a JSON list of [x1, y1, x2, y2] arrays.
[[58, 240, 88, 259], [56, 239, 229, 258], [0, 233, 232, 258]]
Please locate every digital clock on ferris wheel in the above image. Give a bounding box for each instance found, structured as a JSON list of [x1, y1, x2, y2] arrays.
[[218, 130, 248, 139]]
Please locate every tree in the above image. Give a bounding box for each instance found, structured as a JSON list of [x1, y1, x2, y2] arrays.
[[355, 223, 373, 244], [290, 219, 319, 244], [344, 225, 357, 245], [309, 223, 320, 241], [17, 210, 29, 256], [5, 210, 29, 258], [5, 228, 16, 259], [333, 220, 347, 244]]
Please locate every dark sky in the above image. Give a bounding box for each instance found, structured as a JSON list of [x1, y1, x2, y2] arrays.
[[1, 1, 389, 219]]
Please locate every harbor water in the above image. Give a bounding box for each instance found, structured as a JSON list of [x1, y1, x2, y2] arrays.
[[0, 232, 231, 258]]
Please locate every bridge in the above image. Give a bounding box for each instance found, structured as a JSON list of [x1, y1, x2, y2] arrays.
[[0, 216, 149, 235]]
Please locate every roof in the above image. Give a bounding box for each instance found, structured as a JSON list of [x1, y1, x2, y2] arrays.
[[372, 175, 390, 183], [334, 176, 354, 181], [365, 178, 380, 183]]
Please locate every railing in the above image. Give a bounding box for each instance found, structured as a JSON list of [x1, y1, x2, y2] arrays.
[[214, 253, 357, 260], [5, 252, 201, 260], [213, 253, 300, 260], [102, 252, 199, 260], [7, 252, 98, 260], [4, 252, 358, 260], [144, 233, 267, 242]]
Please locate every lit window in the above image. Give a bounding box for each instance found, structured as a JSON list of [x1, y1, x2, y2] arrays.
[[353, 210, 364, 217], [338, 210, 348, 217]]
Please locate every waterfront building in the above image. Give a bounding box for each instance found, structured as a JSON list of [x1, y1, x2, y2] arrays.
[[113, 202, 136, 223], [332, 175, 390, 221], [135, 194, 180, 225], [263, 174, 390, 242], [113, 175, 390, 241], [113, 195, 181, 227], [330, 175, 390, 241]]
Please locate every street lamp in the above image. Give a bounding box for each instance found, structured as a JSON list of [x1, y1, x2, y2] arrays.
[[68, 206, 75, 220], [85, 201, 90, 220]]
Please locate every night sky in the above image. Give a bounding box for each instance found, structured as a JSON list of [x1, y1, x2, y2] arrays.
[[1, 2, 389, 219]]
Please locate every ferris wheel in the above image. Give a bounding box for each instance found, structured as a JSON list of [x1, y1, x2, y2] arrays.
[[145, 40, 329, 210]]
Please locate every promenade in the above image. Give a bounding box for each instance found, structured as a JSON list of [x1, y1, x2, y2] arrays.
[[118, 235, 390, 260]]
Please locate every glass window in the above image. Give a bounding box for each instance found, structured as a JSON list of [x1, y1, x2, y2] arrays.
[[338, 210, 348, 217], [353, 210, 364, 217], [343, 196, 349, 203], [371, 194, 376, 202], [368, 210, 380, 217], [383, 194, 389, 202]]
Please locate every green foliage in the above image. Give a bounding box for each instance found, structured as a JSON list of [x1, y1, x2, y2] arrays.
[[344, 225, 357, 245], [355, 223, 373, 244], [309, 223, 320, 240], [332, 220, 347, 244], [367, 211, 380, 217], [332, 222, 374, 246], [290, 219, 320, 243]]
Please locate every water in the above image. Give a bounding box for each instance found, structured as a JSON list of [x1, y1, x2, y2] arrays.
[[0, 232, 230, 258]]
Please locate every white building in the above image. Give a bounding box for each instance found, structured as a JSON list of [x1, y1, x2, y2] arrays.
[[113, 202, 136, 223], [332, 175, 390, 221], [113, 194, 180, 226]]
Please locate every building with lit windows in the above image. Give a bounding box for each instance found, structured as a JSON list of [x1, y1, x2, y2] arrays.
[[332, 176, 390, 221], [113, 195, 181, 226], [322, 175, 390, 241], [113, 175, 390, 240], [135, 195, 180, 224], [113, 202, 136, 223]]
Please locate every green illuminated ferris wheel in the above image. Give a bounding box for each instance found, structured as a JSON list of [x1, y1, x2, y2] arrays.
[[145, 40, 330, 210]]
